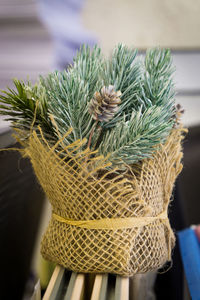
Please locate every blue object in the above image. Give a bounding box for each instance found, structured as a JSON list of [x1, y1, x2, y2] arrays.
[[37, 0, 97, 69], [178, 228, 200, 300]]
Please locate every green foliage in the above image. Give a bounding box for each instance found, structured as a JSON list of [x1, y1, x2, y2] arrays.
[[103, 45, 143, 128], [0, 79, 54, 138], [98, 106, 173, 165], [0, 44, 177, 167], [39, 45, 105, 144], [142, 48, 175, 110]]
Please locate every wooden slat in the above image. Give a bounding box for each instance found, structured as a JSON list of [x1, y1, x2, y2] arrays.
[[63, 272, 77, 300], [91, 274, 108, 300], [43, 265, 65, 300], [115, 276, 129, 300], [64, 273, 85, 300], [31, 279, 41, 300], [71, 274, 85, 300], [43, 268, 131, 300], [91, 275, 103, 300], [98, 274, 108, 300]]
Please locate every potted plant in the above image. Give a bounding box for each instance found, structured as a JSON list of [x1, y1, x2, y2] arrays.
[[0, 44, 186, 276]]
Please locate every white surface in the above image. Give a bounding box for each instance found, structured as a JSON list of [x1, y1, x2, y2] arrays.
[[173, 53, 200, 93], [176, 95, 200, 127], [0, 117, 10, 130], [82, 0, 200, 51]]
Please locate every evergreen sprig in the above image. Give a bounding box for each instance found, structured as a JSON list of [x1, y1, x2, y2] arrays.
[[103, 45, 143, 128], [39, 45, 104, 144], [141, 48, 175, 112], [0, 79, 54, 137], [0, 44, 177, 167], [98, 106, 173, 165]]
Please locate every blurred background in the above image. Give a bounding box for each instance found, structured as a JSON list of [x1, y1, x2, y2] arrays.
[[0, 0, 200, 299]]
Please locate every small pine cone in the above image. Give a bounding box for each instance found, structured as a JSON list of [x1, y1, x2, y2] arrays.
[[89, 85, 121, 122], [173, 103, 185, 127]]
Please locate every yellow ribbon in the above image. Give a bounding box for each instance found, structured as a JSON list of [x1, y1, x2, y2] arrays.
[[52, 210, 168, 230]]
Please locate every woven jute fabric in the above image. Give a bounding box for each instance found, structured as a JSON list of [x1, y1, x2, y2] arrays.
[[23, 126, 185, 276]]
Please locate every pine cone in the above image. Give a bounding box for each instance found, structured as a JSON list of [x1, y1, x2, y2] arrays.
[[173, 103, 185, 127], [89, 85, 121, 122]]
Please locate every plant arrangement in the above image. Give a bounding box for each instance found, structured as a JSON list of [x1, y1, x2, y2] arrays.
[[0, 45, 178, 165], [0, 44, 186, 276]]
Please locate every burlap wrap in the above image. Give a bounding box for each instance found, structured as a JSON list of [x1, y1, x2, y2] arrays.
[[23, 126, 185, 276]]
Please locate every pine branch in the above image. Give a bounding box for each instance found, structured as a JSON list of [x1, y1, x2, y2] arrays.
[[141, 48, 175, 112], [41, 45, 104, 145], [0, 79, 54, 138], [41, 71, 92, 145], [0, 45, 178, 167], [72, 44, 104, 98], [98, 106, 174, 167], [103, 44, 144, 128]]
